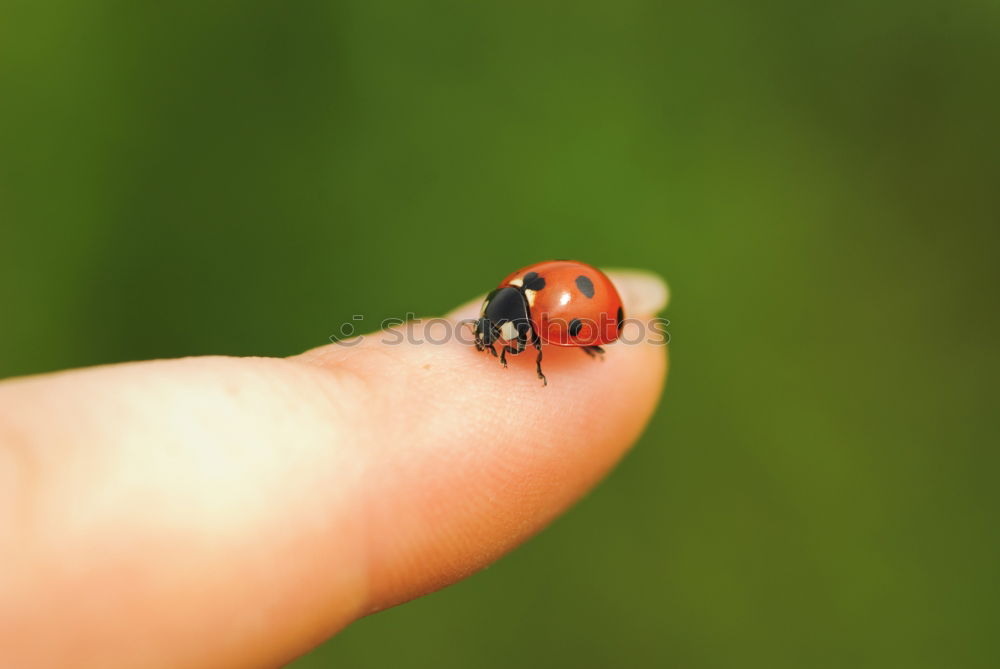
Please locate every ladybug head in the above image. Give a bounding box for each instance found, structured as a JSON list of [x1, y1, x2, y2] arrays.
[[473, 286, 532, 350]]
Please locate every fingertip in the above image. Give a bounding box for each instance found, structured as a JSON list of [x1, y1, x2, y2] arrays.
[[290, 265, 670, 615], [348, 317, 667, 611], [603, 268, 670, 315]]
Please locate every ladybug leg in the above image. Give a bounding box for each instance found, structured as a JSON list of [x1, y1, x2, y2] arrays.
[[500, 337, 526, 368], [533, 335, 547, 386], [486, 342, 498, 358], [580, 345, 605, 359]]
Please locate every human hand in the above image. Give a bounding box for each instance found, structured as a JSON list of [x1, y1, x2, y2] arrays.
[[0, 269, 668, 667]]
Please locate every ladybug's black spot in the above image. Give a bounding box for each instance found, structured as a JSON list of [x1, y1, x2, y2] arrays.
[[575, 275, 595, 298], [617, 306, 624, 331], [522, 271, 546, 291], [569, 318, 583, 337]]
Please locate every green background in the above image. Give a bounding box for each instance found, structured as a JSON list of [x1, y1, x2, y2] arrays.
[[2, 1, 997, 667]]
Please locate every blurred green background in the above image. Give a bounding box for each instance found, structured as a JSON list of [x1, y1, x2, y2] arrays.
[[2, 1, 997, 667]]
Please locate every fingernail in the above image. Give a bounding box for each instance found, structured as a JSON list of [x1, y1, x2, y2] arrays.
[[603, 268, 670, 315]]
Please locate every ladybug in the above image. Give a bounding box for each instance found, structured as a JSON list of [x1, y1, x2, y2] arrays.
[[472, 260, 625, 385]]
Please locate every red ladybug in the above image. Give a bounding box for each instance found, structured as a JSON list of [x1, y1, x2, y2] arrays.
[[472, 260, 625, 385]]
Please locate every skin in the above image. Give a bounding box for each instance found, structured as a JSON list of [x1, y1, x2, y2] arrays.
[[0, 269, 669, 668]]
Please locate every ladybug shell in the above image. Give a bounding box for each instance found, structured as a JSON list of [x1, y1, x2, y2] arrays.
[[501, 260, 624, 347]]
